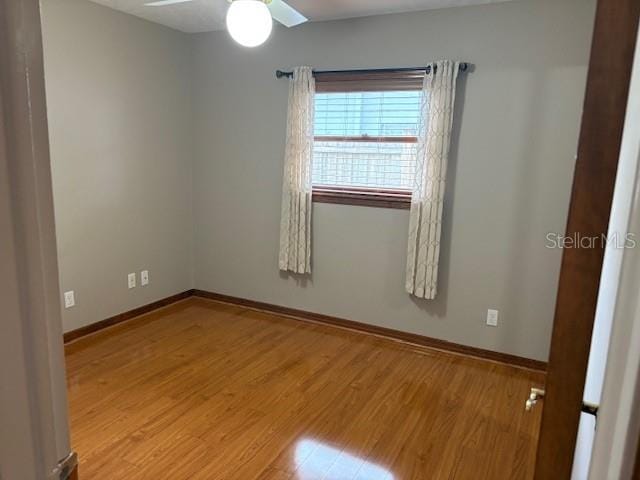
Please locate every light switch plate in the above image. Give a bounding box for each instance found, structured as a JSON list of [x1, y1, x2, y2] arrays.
[[141, 270, 149, 286], [128, 273, 136, 289]]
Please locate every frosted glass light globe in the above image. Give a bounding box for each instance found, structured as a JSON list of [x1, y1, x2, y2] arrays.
[[226, 0, 273, 48]]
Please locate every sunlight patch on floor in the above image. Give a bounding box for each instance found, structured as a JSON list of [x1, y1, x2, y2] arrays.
[[295, 438, 394, 479]]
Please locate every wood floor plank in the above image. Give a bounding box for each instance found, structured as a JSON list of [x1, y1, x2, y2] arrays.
[[66, 297, 543, 479]]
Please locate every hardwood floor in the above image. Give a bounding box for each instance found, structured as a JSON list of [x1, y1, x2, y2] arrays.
[[65, 297, 544, 479]]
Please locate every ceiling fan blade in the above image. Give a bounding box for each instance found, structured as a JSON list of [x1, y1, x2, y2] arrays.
[[144, 0, 194, 6], [267, 0, 308, 28]]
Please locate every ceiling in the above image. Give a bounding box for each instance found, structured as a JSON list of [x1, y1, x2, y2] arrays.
[[87, 0, 512, 34]]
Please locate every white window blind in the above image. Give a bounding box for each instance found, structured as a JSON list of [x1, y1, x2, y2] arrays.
[[312, 90, 422, 192]]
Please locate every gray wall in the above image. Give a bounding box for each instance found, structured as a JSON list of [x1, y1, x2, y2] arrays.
[[191, 0, 596, 361], [40, 0, 595, 360], [41, 0, 193, 332]]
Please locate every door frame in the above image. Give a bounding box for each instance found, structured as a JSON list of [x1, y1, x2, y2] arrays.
[[534, 0, 640, 478], [0, 0, 74, 478]]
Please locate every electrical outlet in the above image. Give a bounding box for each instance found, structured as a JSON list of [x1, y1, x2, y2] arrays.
[[486, 309, 499, 327], [141, 270, 149, 286], [128, 273, 136, 289], [64, 291, 75, 309]]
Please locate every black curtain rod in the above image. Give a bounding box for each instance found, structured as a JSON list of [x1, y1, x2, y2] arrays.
[[275, 63, 469, 79]]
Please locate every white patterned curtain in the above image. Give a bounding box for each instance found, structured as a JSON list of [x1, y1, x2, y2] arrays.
[[279, 66, 315, 274], [406, 60, 459, 299]]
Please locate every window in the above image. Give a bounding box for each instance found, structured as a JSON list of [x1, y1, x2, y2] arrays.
[[312, 71, 424, 209]]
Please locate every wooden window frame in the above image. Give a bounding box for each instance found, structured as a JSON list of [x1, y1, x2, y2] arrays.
[[313, 185, 412, 210], [312, 71, 423, 209]]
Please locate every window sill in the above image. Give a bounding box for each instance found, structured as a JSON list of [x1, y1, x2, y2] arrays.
[[312, 188, 411, 210]]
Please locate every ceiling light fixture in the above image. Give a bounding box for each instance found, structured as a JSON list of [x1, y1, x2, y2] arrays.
[[144, 0, 307, 43], [226, 0, 273, 48]]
